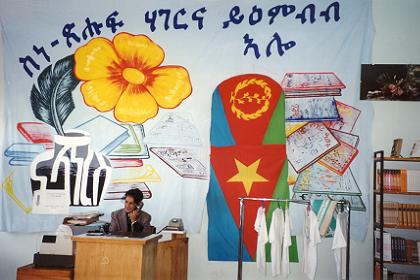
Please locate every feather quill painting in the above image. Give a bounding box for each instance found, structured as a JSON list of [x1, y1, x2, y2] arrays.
[[30, 55, 80, 135]]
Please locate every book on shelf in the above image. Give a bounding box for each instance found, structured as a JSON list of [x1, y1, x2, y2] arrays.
[[374, 263, 381, 280], [389, 273, 420, 280], [375, 230, 392, 262], [384, 233, 392, 262], [377, 169, 420, 193], [378, 202, 420, 228], [391, 236, 419, 263], [375, 230, 420, 264]]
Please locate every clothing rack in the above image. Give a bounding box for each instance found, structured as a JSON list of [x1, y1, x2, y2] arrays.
[[237, 197, 351, 280]]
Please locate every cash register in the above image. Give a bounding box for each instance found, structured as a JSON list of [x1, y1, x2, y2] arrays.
[[33, 224, 75, 268]]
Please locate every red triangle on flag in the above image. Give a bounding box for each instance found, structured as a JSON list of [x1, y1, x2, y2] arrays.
[[217, 74, 283, 145], [211, 144, 286, 260]]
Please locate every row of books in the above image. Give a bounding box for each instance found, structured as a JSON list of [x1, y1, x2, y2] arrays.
[[376, 169, 420, 193], [377, 202, 420, 228], [389, 273, 420, 280], [375, 265, 420, 280], [375, 230, 419, 263]]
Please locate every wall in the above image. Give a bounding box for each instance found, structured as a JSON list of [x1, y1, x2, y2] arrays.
[[1, 0, 420, 279]]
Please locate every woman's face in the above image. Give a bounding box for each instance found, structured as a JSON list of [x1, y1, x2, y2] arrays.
[[124, 196, 137, 213]]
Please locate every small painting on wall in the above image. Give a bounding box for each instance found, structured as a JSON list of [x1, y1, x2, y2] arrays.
[[360, 64, 420, 101]]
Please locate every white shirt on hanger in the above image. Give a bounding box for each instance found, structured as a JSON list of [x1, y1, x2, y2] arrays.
[[254, 205, 268, 274], [332, 211, 348, 280], [302, 208, 321, 280], [281, 208, 292, 278], [268, 207, 284, 277]]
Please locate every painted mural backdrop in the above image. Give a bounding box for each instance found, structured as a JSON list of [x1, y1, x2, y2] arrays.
[[1, 0, 373, 260]]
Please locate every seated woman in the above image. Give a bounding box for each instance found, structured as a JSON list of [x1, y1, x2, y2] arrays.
[[109, 189, 151, 233]]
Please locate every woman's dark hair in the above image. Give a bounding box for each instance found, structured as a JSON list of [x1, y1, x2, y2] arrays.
[[124, 188, 144, 204]]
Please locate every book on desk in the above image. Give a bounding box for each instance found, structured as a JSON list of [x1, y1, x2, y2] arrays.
[[63, 212, 102, 226]]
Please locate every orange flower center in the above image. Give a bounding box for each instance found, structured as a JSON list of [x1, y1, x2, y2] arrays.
[[122, 68, 146, 85]]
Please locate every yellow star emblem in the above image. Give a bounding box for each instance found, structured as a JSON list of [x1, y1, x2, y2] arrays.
[[227, 158, 268, 195]]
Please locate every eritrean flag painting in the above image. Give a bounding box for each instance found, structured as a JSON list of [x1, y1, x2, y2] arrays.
[[208, 74, 297, 261]]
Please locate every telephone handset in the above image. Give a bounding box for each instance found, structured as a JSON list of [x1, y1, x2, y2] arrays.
[[130, 202, 143, 213]]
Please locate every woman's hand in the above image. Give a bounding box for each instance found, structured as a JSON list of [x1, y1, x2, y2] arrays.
[[128, 209, 140, 223]]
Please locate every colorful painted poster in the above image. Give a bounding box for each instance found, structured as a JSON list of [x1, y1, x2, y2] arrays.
[[293, 163, 362, 196], [324, 101, 362, 133], [0, 1, 373, 246], [285, 96, 340, 122], [150, 147, 207, 179], [287, 122, 339, 173], [318, 140, 359, 175], [281, 72, 346, 91]]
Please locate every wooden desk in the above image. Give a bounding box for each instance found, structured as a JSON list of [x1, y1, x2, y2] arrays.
[[72, 234, 161, 280], [17, 233, 188, 280], [16, 264, 73, 280], [155, 233, 188, 280]]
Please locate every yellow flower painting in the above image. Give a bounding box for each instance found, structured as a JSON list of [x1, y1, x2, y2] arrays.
[[74, 32, 192, 123]]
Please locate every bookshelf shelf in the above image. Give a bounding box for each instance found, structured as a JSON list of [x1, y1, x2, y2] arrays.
[[374, 157, 420, 162], [383, 225, 420, 230], [383, 261, 420, 266], [374, 223, 420, 230], [375, 258, 420, 266], [373, 151, 420, 280], [374, 190, 420, 195]]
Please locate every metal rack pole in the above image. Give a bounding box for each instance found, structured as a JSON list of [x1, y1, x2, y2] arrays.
[[380, 151, 384, 280], [373, 151, 378, 280], [345, 200, 351, 280], [237, 198, 245, 280]]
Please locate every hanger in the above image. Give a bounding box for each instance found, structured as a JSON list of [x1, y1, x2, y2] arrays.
[[339, 199, 346, 213]]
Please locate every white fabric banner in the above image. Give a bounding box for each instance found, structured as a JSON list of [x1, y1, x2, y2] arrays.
[[0, 0, 373, 237]]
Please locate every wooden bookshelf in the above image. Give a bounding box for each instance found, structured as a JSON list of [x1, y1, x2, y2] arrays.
[[373, 151, 420, 280]]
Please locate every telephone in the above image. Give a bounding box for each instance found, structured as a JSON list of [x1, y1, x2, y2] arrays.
[[165, 218, 184, 231]]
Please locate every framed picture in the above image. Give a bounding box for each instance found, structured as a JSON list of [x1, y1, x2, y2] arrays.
[[390, 138, 403, 157], [361, 64, 420, 101]]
